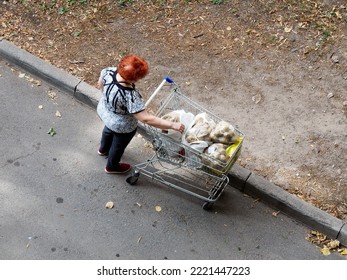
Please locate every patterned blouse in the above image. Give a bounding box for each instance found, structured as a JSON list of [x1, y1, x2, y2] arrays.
[[97, 67, 145, 133]]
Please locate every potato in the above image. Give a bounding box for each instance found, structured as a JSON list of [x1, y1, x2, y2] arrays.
[[219, 154, 227, 162]]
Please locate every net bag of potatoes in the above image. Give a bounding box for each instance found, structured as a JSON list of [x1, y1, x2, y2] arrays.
[[210, 120, 240, 145], [201, 143, 230, 171], [184, 112, 216, 144]]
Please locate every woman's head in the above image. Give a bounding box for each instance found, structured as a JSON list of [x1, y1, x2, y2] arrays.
[[117, 54, 149, 82]]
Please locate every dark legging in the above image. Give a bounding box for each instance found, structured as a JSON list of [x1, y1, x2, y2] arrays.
[[99, 126, 137, 170]]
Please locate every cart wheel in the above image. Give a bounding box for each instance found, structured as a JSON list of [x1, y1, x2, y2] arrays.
[[126, 171, 140, 185], [202, 202, 213, 211]]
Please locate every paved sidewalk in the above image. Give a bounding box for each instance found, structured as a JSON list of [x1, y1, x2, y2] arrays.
[[0, 37, 346, 251]]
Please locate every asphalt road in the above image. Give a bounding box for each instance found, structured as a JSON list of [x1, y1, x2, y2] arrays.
[[0, 58, 345, 261]]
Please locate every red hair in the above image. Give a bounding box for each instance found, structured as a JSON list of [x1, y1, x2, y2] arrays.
[[117, 54, 149, 82]]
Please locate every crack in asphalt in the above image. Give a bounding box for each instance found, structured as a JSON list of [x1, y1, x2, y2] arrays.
[[0, 149, 38, 169]]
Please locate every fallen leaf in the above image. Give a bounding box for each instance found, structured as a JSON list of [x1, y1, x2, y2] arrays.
[[335, 11, 342, 19], [48, 90, 57, 100], [272, 210, 280, 217], [155, 205, 162, 212], [320, 247, 331, 256], [26, 76, 34, 83], [18, 73, 26, 78], [33, 79, 41, 86], [307, 230, 327, 245], [252, 93, 262, 104], [47, 127, 56, 136], [105, 201, 114, 209], [327, 239, 340, 249], [284, 25, 292, 33], [339, 248, 347, 255]]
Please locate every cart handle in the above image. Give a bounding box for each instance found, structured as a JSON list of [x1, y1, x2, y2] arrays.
[[145, 76, 174, 107]]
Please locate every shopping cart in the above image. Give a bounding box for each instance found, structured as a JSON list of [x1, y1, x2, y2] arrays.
[[126, 77, 243, 210]]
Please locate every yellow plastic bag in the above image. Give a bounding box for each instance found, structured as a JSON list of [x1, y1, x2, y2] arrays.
[[226, 137, 243, 157]]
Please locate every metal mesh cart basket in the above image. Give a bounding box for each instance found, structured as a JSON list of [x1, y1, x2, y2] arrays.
[[126, 77, 243, 210]]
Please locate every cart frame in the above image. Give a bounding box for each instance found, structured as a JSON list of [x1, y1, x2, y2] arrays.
[[126, 77, 243, 210]]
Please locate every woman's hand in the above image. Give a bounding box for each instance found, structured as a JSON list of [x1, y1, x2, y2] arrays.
[[171, 122, 185, 133], [134, 110, 185, 133]]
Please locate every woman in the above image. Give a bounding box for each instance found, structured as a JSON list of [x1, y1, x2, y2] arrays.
[[97, 54, 185, 174]]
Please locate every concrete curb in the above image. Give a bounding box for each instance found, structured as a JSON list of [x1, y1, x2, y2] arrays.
[[1, 38, 346, 246], [244, 172, 345, 240], [0, 37, 99, 109]]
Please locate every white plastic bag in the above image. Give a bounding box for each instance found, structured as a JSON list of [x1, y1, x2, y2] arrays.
[[188, 141, 209, 153], [161, 110, 194, 141]]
